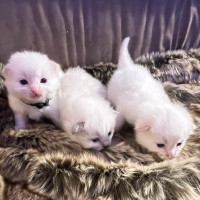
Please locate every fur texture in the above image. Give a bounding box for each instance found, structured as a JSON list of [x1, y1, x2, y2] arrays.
[[0, 57, 200, 199], [0, 123, 154, 164], [0, 175, 5, 200], [28, 153, 200, 200], [3, 181, 50, 200], [0, 171, 49, 200], [84, 48, 200, 86], [135, 49, 200, 84], [58, 67, 116, 150], [107, 37, 196, 159], [0, 147, 200, 200]]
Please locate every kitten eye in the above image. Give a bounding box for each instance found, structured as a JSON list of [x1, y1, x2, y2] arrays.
[[108, 132, 111, 136], [20, 79, 28, 85], [92, 138, 99, 143], [157, 143, 165, 148], [40, 78, 47, 83], [177, 143, 182, 146]]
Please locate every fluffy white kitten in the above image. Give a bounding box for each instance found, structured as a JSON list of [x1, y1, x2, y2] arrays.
[[2, 52, 116, 151], [2, 51, 64, 129], [107, 37, 196, 158], [58, 67, 117, 150]]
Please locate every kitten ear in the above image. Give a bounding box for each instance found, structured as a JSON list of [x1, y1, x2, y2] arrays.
[[2, 65, 12, 78], [136, 125, 151, 132], [50, 60, 62, 74], [135, 120, 152, 132], [72, 122, 85, 134]]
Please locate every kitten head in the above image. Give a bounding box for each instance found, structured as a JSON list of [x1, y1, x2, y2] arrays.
[[71, 120, 115, 151], [135, 103, 196, 159], [2, 51, 63, 103], [63, 98, 117, 151]]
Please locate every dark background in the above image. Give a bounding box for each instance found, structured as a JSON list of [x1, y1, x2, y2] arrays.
[[0, 0, 199, 69]]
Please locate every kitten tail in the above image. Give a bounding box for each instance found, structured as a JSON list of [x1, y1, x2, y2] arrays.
[[118, 37, 133, 69]]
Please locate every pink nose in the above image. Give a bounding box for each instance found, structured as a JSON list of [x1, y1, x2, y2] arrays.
[[30, 86, 41, 98], [166, 151, 173, 158]]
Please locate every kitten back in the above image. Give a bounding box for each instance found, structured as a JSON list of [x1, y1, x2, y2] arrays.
[[118, 37, 133, 69]]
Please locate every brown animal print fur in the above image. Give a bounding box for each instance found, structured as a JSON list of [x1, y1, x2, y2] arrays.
[[0, 52, 200, 199]]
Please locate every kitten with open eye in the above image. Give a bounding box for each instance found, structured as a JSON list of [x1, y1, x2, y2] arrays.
[[107, 37, 196, 159], [58, 67, 117, 150], [2, 51, 64, 129]]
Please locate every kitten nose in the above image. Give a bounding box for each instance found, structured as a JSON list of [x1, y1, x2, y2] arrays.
[[30, 85, 41, 97], [166, 151, 174, 158], [103, 141, 111, 149]]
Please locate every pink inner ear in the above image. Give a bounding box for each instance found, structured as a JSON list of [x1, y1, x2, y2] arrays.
[[50, 60, 61, 73], [143, 125, 151, 131], [136, 125, 151, 132], [135, 119, 152, 132], [2, 66, 11, 78]]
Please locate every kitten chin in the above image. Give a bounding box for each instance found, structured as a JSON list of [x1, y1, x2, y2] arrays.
[[107, 37, 196, 158]]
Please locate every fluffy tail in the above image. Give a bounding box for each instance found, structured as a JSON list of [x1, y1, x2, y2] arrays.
[[118, 37, 133, 69]]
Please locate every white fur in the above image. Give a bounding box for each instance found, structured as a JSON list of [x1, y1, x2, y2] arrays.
[[58, 67, 117, 150], [3, 52, 116, 151], [2, 51, 64, 129], [107, 37, 196, 158]]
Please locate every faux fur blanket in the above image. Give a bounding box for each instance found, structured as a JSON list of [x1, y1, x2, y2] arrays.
[[0, 49, 200, 200]]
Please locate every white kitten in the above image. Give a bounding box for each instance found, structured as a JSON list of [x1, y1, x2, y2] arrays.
[[107, 37, 196, 158], [2, 51, 64, 129], [58, 67, 117, 150]]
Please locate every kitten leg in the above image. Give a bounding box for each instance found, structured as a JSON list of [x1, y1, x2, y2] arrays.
[[14, 113, 27, 129]]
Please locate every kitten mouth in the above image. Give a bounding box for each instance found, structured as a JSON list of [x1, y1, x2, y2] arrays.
[[24, 97, 44, 104], [30, 92, 42, 98], [30, 94, 41, 98], [94, 146, 104, 151], [157, 153, 175, 160], [21, 98, 51, 109]]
